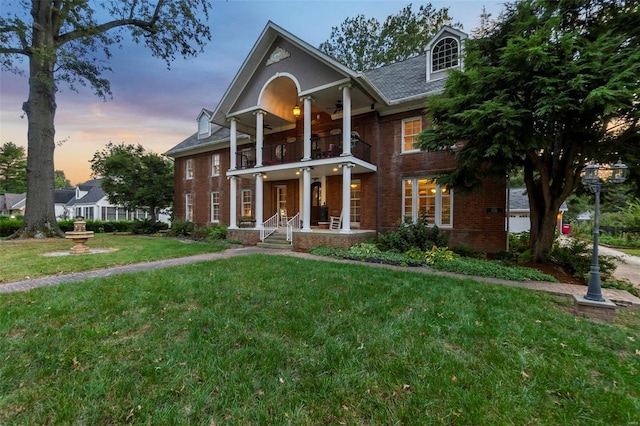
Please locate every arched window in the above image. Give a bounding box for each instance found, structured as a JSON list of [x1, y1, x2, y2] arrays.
[[432, 37, 459, 72]]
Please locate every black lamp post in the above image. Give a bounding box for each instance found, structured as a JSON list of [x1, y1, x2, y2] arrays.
[[581, 159, 628, 302]]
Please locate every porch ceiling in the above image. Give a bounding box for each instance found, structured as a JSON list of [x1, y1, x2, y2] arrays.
[[227, 156, 376, 181], [231, 82, 377, 136]]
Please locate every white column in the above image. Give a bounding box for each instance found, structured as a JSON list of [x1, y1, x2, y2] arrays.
[[301, 167, 312, 232], [228, 176, 238, 229], [340, 84, 352, 156], [340, 162, 354, 233], [303, 96, 313, 161], [229, 117, 237, 170], [255, 110, 265, 167], [254, 172, 263, 228]]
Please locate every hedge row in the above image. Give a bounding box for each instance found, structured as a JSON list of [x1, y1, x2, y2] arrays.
[[0, 219, 168, 237]]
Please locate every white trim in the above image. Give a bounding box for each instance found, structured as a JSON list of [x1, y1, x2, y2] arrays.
[[210, 191, 220, 223], [185, 159, 194, 180], [401, 116, 423, 153], [258, 72, 302, 105], [211, 153, 221, 177], [402, 178, 453, 228]]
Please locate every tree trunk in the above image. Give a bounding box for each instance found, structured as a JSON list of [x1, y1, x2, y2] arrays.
[[9, 1, 62, 239], [529, 206, 560, 262]]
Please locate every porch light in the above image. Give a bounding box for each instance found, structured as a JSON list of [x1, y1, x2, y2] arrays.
[[292, 104, 301, 117]]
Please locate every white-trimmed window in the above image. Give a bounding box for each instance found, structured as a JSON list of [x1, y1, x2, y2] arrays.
[[350, 179, 361, 227], [198, 114, 210, 138], [402, 117, 422, 153], [241, 189, 252, 217], [211, 154, 221, 177], [185, 159, 194, 180], [403, 178, 452, 227], [432, 37, 459, 72], [185, 193, 194, 221], [211, 191, 220, 223]]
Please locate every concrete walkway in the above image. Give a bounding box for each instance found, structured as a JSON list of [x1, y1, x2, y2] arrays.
[[2, 246, 639, 309]]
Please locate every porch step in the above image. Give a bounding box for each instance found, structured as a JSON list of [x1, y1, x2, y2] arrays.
[[257, 230, 293, 250]]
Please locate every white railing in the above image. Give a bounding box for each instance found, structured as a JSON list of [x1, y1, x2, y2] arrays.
[[286, 212, 301, 242], [260, 212, 278, 241]]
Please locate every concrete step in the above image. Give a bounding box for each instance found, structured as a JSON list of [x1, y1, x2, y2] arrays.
[[257, 241, 293, 250], [258, 230, 293, 250]]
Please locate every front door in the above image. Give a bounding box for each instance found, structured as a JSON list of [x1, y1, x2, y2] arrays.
[[276, 185, 287, 224], [310, 181, 322, 226]]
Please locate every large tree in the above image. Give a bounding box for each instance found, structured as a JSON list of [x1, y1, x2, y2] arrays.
[[319, 3, 460, 71], [420, 0, 640, 262], [0, 0, 211, 238], [90, 142, 173, 222], [53, 169, 71, 189], [0, 142, 27, 194]]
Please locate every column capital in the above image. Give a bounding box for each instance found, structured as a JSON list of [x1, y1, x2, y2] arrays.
[[253, 172, 265, 178], [298, 166, 314, 173], [254, 109, 267, 116], [300, 95, 314, 102], [228, 116, 237, 123], [338, 83, 352, 91], [227, 175, 237, 181], [339, 162, 355, 169]]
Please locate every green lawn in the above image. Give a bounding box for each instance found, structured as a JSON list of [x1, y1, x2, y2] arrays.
[[0, 234, 228, 284], [1, 255, 638, 424], [621, 247, 640, 257]]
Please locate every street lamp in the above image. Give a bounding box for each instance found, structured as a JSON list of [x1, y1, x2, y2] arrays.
[[581, 159, 628, 302]]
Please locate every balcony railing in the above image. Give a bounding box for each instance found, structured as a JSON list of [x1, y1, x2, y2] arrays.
[[235, 135, 372, 170]]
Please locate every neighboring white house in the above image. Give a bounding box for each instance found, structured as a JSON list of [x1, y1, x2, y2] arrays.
[[0, 193, 26, 216], [507, 187, 568, 233], [65, 179, 170, 223]]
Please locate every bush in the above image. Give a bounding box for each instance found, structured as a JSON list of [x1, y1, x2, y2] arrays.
[[549, 238, 618, 280], [406, 246, 459, 265], [378, 216, 448, 253], [130, 218, 168, 235], [169, 220, 195, 237], [430, 257, 557, 282], [0, 218, 22, 237]]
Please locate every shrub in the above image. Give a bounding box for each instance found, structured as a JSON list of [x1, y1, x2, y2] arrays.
[[169, 220, 195, 237], [549, 238, 618, 280], [131, 218, 168, 235], [0, 218, 22, 237], [378, 216, 448, 252]]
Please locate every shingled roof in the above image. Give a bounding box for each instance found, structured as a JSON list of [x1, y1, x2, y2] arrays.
[[363, 54, 447, 104], [165, 125, 251, 157], [66, 179, 107, 205]]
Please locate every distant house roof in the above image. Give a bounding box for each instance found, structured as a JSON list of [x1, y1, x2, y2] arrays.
[[509, 188, 568, 212], [66, 179, 107, 206], [54, 188, 75, 204], [165, 124, 251, 158], [1, 193, 26, 210]]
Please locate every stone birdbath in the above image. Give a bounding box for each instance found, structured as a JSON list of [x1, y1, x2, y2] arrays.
[[65, 217, 94, 254]]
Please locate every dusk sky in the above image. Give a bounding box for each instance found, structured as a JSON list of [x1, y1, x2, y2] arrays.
[[0, 1, 505, 185]]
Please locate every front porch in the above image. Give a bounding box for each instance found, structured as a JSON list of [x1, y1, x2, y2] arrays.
[[227, 227, 377, 251]]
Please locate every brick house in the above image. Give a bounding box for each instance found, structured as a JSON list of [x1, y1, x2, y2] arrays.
[[165, 22, 507, 253]]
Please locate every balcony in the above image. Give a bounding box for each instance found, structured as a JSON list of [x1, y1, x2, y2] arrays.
[[236, 134, 372, 170]]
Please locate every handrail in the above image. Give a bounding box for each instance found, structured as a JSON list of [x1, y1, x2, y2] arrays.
[[260, 212, 278, 241], [286, 212, 301, 242]]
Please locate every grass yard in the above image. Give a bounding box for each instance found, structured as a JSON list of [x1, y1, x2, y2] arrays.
[[621, 247, 640, 257], [1, 255, 638, 424], [0, 234, 229, 284]]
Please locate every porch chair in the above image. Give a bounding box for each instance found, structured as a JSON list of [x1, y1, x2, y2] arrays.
[[329, 212, 342, 230]]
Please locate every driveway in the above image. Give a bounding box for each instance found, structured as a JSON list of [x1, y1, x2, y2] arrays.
[[597, 245, 640, 290]]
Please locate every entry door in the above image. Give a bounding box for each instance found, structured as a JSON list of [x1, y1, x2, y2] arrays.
[[310, 181, 322, 226], [276, 185, 287, 221]]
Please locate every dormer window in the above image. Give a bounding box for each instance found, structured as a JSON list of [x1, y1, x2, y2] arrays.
[[432, 37, 459, 72], [198, 114, 210, 138]]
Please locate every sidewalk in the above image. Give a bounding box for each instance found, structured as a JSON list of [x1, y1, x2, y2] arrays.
[[1, 247, 639, 309]]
